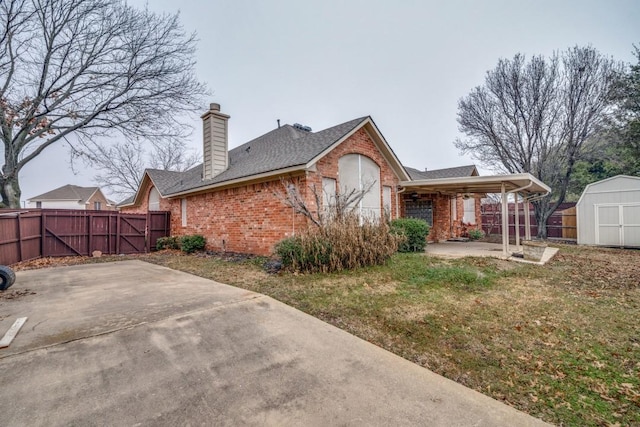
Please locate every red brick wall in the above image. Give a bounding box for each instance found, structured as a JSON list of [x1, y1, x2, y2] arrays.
[[400, 193, 481, 242], [123, 127, 403, 256], [171, 178, 309, 255]]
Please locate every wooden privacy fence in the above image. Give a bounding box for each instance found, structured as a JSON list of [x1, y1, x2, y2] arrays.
[[481, 202, 577, 240], [0, 209, 170, 265]]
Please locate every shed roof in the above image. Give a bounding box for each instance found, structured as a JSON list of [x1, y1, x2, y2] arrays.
[[576, 175, 640, 206]]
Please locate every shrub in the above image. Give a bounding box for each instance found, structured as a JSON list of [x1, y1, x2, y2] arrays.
[[275, 237, 304, 267], [390, 218, 430, 252], [155, 236, 180, 250], [180, 234, 206, 254], [468, 228, 484, 240], [275, 213, 400, 273]]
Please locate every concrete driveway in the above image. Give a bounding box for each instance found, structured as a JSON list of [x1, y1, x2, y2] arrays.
[[0, 261, 549, 426]]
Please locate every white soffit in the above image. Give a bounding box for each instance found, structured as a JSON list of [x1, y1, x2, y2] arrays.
[[401, 173, 551, 195]]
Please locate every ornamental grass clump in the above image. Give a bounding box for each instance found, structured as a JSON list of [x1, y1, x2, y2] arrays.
[[275, 212, 401, 273]]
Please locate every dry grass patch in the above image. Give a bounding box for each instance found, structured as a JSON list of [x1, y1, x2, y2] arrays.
[[9, 244, 640, 426]]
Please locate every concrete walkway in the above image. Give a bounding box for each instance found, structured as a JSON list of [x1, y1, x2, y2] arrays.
[[0, 261, 549, 426], [425, 241, 559, 265]]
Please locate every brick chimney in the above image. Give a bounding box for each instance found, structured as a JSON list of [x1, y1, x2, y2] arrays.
[[201, 103, 230, 180]]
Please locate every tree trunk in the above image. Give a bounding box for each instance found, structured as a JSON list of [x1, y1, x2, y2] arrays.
[[0, 174, 21, 208], [532, 199, 552, 239]]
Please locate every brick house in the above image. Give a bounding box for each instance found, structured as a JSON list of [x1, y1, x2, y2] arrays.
[[27, 185, 116, 210], [121, 104, 536, 256]]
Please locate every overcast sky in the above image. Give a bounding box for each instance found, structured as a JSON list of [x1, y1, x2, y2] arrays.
[[19, 0, 640, 203]]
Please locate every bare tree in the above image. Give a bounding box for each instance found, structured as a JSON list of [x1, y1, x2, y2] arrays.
[[0, 0, 207, 208], [455, 46, 622, 238], [275, 178, 376, 228], [81, 138, 199, 200]]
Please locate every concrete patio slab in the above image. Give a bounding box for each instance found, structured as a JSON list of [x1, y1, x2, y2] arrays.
[[425, 241, 559, 265], [0, 261, 550, 426]]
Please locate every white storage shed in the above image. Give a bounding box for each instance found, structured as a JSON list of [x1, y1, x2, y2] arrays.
[[576, 175, 640, 247]]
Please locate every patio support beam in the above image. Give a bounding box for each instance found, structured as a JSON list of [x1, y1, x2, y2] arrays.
[[524, 198, 531, 240], [514, 193, 521, 250], [501, 182, 509, 257]]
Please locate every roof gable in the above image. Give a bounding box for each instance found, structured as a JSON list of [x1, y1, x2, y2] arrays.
[[28, 184, 100, 203], [121, 115, 411, 204], [161, 117, 392, 197], [305, 117, 410, 182], [576, 175, 640, 206]]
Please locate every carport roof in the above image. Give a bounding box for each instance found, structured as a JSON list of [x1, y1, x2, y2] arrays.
[[402, 172, 551, 196]]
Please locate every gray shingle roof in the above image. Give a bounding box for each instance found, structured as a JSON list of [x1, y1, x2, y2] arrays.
[[405, 165, 478, 180], [160, 117, 368, 195], [118, 195, 135, 206], [146, 169, 188, 195], [28, 184, 99, 203]]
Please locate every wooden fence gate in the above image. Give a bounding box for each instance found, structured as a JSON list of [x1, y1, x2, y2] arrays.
[[0, 209, 170, 265]]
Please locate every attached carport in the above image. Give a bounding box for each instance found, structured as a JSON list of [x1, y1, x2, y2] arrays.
[[401, 173, 551, 257]]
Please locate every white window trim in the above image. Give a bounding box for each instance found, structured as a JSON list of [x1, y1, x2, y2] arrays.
[[181, 198, 187, 227], [463, 197, 476, 224]]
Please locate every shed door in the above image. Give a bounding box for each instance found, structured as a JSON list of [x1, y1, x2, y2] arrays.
[[596, 204, 640, 247], [622, 205, 640, 247]]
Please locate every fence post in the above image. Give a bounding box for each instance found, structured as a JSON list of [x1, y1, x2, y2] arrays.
[[116, 214, 121, 254], [145, 211, 151, 253], [88, 213, 93, 255], [16, 212, 23, 262], [40, 211, 46, 257]]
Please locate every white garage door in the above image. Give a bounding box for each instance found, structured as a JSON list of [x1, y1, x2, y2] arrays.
[[596, 204, 640, 247]]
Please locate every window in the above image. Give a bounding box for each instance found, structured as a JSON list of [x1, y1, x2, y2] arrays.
[[463, 197, 476, 223], [383, 186, 392, 219], [181, 198, 187, 227], [36, 201, 42, 208], [338, 154, 381, 220], [148, 187, 160, 211], [322, 177, 337, 215], [94, 201, 101, 210], [405, 199, 433, 226]]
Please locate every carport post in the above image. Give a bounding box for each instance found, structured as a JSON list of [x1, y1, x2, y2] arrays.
[[524, 199, 531, 240], [514, 193, 521, 250], [501, 182, 509, 257]]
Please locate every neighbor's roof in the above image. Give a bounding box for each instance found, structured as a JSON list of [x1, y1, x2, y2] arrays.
[[122, 116, 410, 205], [405, 165, 478, 181], [28, 184, 100, 203]]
